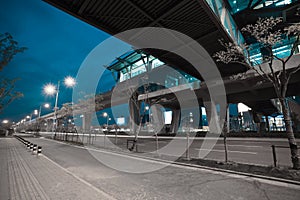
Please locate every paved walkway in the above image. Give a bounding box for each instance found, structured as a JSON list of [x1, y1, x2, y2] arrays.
[[0, 137, 114, 200]]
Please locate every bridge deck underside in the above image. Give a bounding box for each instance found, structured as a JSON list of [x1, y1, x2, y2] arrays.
[[44, 0, 247, 80]]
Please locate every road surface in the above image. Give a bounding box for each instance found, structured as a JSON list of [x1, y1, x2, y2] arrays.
[[7, 136, 299, 200]]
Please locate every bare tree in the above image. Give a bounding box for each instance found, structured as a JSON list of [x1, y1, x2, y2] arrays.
[[127, 75, 150, 151], [0, 33, 27, 112], [214, 17, 300, 169], [222, 104, 229, 163]]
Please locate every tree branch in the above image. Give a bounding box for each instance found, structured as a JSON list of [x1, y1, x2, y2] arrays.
[[285, 35, 299, 64], [287, 64, 300, 82]]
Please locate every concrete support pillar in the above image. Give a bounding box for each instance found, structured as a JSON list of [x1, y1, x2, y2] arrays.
[[171, 109, 181, 134], [51, 118, 55, 132], [46, 119, 52, 132], [204, 101, 221, 134], [265, 115, 270, 132], [82, 112, 92, 133], [256, 114, 265, 134], [225, 104, 230, 133], [151, 104, 165, 134], [198, 107, 203, 129]]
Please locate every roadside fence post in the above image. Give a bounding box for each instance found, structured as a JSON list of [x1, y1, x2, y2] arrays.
[[37, 146, 42, 156], [271, 145, 277, 167]]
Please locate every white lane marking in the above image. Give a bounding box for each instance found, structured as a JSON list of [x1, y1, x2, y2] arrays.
[[194, 148, 257, 155], [215, 144, 263, 148], [40, 138, 300, 190], [42, 155, 116, 200]]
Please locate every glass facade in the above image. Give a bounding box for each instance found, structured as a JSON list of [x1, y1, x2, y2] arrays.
[[206, 0, 245, 45], [115, 53, 164, 82], [206, 0, 300, 65], [248, 40, 298, 65], [106, 50, 199, 90], [227, 0, 294, 14]]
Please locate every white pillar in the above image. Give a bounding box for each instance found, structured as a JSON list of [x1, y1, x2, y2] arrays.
[[82, 112, 92, 133], [171, 109, 180, 134], [151, 104, 165, 134], [204, 101, 221, 134]]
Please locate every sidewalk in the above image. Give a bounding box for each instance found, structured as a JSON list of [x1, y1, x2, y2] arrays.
[[0, 137, 114, 200]]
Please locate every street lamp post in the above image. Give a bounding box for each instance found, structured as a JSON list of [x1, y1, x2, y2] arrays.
[[53, 81, 60, 139], [43, 76, 76, 139], [36, 103, 50, 133], [103, 112, 109, 128], [186, 112, 193, 160], [102, 112, 109, 148], [2, 120, 10, 136], [38, 103, 50, 118]]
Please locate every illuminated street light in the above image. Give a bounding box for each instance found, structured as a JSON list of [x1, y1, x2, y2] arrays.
[[38, 103, 51, 118], [43, 76, 76, 139], [103, 112, 109, 127], [64, 76, 76, 88], [2, 120, 9, 124], [103, 112, 108, 118], [43, 83, 56, 96]]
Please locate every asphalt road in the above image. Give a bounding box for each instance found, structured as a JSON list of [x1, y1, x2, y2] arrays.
[[39, 132, 298, 167], [24, 136, 300, 200]]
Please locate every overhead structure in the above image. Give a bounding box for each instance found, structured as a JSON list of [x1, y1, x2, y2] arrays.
[[43, 0, 248, 80], [228, 0, 300, 28], [43, 0, 300, 118]]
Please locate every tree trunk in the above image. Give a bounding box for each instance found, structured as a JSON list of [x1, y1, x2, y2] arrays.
[[279, 98, 300, 169], [223, 104, 229, 163]]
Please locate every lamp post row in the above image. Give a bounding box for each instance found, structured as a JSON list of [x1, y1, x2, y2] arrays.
[[43, 76, 76, 138], [14, 76, 76, 135]]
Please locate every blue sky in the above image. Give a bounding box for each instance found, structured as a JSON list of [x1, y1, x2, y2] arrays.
[[0, 0, 113, 122]]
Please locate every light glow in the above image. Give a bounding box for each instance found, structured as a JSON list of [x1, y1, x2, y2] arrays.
[[43, 83, 56, 95], [64, 76, 76, 87]]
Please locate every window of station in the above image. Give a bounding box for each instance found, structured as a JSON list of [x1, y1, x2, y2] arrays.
[[151, 58, 164, 69], [247, 38, 298, 65], [272, 45, 293, 59], [164, 72, 198, 88], [253, 0, 293, 9], [227, 0, 294, 13], [119, 57, 165, 82]]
